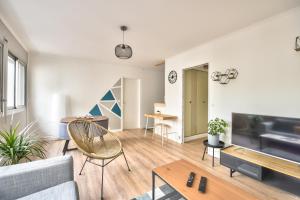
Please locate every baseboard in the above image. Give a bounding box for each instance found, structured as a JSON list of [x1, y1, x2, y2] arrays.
[[184, 133, 207, 142]]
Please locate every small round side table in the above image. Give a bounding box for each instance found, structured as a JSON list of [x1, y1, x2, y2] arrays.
[[202, 140, 225, 167]]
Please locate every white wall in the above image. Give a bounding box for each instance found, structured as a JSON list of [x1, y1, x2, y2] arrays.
[[0, 19, 28, 128], [165, 6, 300, 144], [28, 53, 164, 137], [0, 20, 27, 63]]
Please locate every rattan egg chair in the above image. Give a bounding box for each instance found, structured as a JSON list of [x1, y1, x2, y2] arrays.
[[67, 119, 131, 200]]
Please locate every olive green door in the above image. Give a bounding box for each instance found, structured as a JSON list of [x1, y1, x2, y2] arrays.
[[184, 69, 208, 137]]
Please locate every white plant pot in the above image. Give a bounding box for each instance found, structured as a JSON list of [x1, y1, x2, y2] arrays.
[[208, 134, 219, 146]]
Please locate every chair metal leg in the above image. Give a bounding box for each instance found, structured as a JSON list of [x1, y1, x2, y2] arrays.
[[165, 126, 168, 144], [79, 156, 88, 175], [101, 159, 104, 200], [161, 124, 164, 146], [122, 149, 131, 171]]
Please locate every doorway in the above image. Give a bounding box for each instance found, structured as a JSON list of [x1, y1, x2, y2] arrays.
[[123, 78, 141, 129], [183, 64, 208, 141]]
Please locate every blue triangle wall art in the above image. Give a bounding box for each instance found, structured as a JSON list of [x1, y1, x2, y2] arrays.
[[111, 103, 121, 117], [89, 104, 102, 116], [101, 90, 115, 101], [88, 78, 122, 130]]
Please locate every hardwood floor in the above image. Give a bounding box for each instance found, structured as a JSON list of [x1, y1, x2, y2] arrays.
[[46, 129, 299, 200]]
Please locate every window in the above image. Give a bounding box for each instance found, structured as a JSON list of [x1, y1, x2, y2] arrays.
[[7, 55, 15, 109], [16, 61, 26, 107], [7, 53, 26, 110]]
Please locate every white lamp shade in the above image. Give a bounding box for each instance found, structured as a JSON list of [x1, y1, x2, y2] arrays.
[[51, 93, 67, 122]]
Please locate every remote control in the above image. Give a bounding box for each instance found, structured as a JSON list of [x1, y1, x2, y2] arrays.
[[199, 176, 207, 193], [186, 172, 196, 187]]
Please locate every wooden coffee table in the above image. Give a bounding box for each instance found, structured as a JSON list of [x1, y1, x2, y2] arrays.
[[152, 159, 258, 200]]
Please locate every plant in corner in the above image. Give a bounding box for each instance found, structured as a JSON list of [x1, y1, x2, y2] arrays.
[[0, 120, 47, 166], [208, 118, 228, 145]]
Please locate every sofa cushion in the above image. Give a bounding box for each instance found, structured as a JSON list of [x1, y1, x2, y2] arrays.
[[17, 181, 79, 200], [0, 155, 74, 200]]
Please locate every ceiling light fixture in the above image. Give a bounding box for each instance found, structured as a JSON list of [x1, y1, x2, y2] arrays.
[[115, 26, 133, 59]]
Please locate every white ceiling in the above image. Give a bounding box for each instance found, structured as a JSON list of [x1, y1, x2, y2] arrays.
[[0, 0, 299, 67]]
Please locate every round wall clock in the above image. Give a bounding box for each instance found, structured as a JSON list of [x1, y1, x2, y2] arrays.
[[168, 70, 177, 84]]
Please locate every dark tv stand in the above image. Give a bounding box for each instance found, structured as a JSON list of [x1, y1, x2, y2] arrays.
[[220, 145, 300, 196]]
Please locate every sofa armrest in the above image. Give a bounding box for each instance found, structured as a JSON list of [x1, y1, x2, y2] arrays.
[[0, 155, 74, 200]]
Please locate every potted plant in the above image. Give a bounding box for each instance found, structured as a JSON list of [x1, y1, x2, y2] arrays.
[[0, 120, 47, 166], [208, 118, 228, 145]]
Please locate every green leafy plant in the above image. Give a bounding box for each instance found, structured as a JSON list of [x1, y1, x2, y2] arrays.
[[208, 118, 228, 136], [0, 121, 47, 166]]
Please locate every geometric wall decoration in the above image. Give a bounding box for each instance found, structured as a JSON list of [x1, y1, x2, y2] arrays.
[[98, 104, 120, 130], [211, 68, 238, 84], [111, 103, 121, 117], [88, 78, 122, 130], [89, 104, 102, 116], [113, 79, 121, 87], [101, 90, 115, 101], [111, 88, 121, 101], [100, 101, 115, 110]]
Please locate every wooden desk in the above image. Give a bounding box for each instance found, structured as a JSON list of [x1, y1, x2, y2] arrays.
[[144, 113, 178, 120], [152, 159, 258, 200], [144, 113, 177, 135]]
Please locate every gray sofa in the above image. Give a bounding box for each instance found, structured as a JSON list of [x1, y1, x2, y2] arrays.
[[0, 155, 79, 200]]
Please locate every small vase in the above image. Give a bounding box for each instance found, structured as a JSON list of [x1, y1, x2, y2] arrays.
[[208, 134, 219, 146]]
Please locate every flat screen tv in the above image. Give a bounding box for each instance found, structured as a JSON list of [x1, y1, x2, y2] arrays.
[[232, 113, 300, 163]]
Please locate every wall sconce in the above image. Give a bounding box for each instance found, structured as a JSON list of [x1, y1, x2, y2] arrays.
[[211, 68, 238, 84], [295, 36, 300, 51]]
